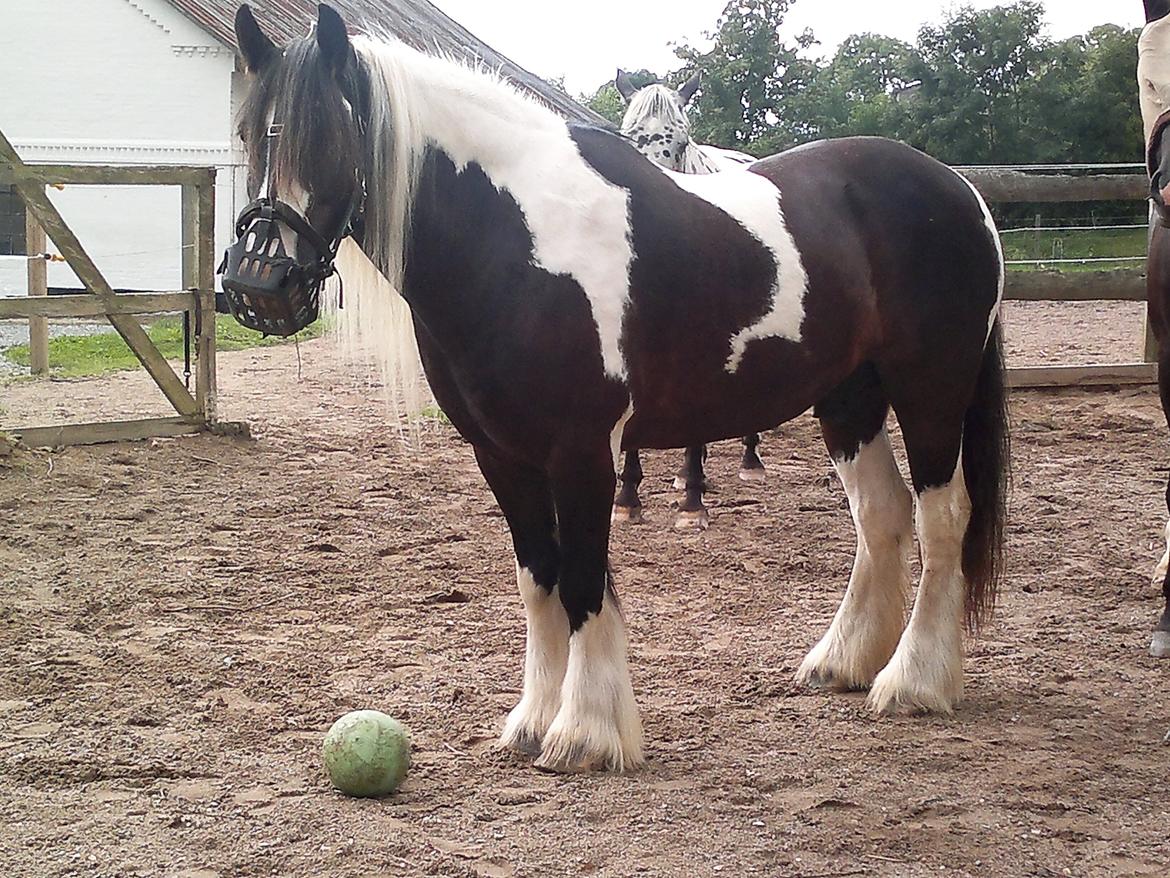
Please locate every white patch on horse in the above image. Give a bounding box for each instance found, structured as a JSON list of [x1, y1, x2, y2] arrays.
[[394, 48, 635, 380], [1140, 16, 1170, 143], [667, 169, 809, 372], [956, 172, 1005, 340], [536, 594, 644, 772], [500, 566, 570, 753], [797, 429, 912, 689], [869, 459, 970, 714]]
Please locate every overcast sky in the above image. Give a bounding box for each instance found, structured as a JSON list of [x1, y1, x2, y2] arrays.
[[430, 0, 1145, 95]]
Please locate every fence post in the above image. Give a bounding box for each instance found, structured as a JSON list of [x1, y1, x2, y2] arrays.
[[182, 179, 217, 425], [25, 200, 48, 374]]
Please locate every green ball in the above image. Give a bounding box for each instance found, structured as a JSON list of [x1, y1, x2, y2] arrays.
[[321, 710, 411, 798]]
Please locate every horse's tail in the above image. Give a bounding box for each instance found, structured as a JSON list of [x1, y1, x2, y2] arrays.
[[961, 320, 1010, 632]]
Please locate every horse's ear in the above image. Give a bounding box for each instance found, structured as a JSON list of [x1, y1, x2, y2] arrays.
[[679, 72, 702, 106], [235, 5, 277, 73], [615, 69, 637, 103], [317, 3, 352, 72], [1147, 0, 1170, 23]]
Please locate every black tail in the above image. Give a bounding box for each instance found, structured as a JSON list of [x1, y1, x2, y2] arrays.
[[961, 321, 1010, 632]]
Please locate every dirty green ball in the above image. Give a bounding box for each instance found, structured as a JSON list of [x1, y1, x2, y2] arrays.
[[321, 710, 411, 798]]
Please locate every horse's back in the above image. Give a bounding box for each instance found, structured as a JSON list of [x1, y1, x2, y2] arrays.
[[754, 137, 1003, 355]]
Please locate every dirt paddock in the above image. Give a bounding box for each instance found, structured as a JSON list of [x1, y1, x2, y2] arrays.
[[1, 302, 1169, 877]]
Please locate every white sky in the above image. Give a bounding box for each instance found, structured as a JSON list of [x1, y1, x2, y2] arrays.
[[430, 0, 1145, 95]]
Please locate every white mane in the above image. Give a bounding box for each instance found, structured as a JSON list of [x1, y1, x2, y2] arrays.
[[330, 36, 571, 426]]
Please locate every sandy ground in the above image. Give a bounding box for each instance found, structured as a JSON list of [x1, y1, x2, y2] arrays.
[[1, 308, 1169, 878]]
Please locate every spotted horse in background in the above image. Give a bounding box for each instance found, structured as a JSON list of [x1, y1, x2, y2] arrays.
[[1139, 0, 1170, 658], [223, 4, 1011, 773], [612, 70, 765, 529]]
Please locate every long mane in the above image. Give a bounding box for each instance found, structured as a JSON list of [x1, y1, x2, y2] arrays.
[[327, 36, 564, 427]]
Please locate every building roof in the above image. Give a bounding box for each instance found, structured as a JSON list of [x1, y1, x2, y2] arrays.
[[165, 0, 607, 126]]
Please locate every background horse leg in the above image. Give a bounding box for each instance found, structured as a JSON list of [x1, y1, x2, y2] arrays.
[[475, 447, 569, 756], [612, 450, 645, 524], [1153, 352, 1170, 658], [798, 370, 912, 690], [675, 445, 710, 530], [537, 444, 643, 773], [739, 433, 767, 482]]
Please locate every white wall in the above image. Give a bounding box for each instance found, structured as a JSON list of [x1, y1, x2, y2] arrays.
[[0, 0, 241, 295]]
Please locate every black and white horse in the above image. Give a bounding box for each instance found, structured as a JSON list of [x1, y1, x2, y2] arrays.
[[224, 5, 1010, 772], [1140, 0, 1170, 659], [613, 71, 764, 528]]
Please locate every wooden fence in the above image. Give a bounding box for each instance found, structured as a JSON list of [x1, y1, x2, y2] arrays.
[[0, 126, 238, 446], [959, 166, 1154, 388], [0, 151, 1158, 449]]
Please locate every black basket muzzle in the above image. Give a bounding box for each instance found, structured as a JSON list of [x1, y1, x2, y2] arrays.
[[220, 198, 341, 337]]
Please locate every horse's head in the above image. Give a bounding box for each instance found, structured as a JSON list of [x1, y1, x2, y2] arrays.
[[616, 71, 702, 171], [221, 3, 368, 336]]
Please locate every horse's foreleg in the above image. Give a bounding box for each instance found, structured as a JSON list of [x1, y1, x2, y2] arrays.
[[612, 450, 644, 524], [475, 447, 568, 756], [675, 445, 710, 530], [739, 433, 766, 482], [536, 444, 643, 773]]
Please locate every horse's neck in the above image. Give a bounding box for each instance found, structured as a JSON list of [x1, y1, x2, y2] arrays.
[[394, 48, 566, 178]]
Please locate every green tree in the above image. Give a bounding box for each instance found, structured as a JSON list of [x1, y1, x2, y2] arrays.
[[672, 0, 817, 156], [582, 69, 660, 127], [802, 34, 918, 140], [907, 1, 1049, 163]]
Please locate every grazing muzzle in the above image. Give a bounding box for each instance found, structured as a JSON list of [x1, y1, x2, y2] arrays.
[[219, 121, 364, 337], [220, 197, 347, 337]]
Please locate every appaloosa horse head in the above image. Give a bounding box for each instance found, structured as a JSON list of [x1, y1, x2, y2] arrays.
[[225, 4, 1010, 772]]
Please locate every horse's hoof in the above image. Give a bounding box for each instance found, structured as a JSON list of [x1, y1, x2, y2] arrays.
[[672, 475, 687, 490], [1151, 631, 1170, 658], [738, 467, 766, 483], [611, 505, 644, 525], [674, 509, 709, 530], [498, 730, 544, 758]]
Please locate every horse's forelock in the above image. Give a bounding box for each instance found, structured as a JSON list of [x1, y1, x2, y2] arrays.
[[620, 84, 687, 136], [240, 37, 365, 199]]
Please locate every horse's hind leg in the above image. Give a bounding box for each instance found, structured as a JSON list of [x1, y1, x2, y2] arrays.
[[798, 368, 912, 690], [739, 433, 767, 482], [613, 450, 645, 524], [475, 447, 569, 756], [537, 443, 643, 773], [868, 391, 973, 714], [675, 445, 710, 529]]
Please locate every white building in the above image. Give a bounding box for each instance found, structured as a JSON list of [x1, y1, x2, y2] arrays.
[[0, 0, 600, 298]]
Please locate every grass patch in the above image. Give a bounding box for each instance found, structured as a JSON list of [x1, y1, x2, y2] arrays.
[[2, 314, 326, 378], [1002, 226, 1146, 272]]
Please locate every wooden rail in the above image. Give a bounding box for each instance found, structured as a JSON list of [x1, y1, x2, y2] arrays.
[[0, 131, 235, 446], [955, 167, 1156, 389]]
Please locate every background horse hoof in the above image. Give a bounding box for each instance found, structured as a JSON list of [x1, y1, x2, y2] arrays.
[[738, 466, 767, 483], [1151, 630, 1170, 658], [672, 475, 687, 490], [675, 508, 709, 530], [611, 504, 644, 525]]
